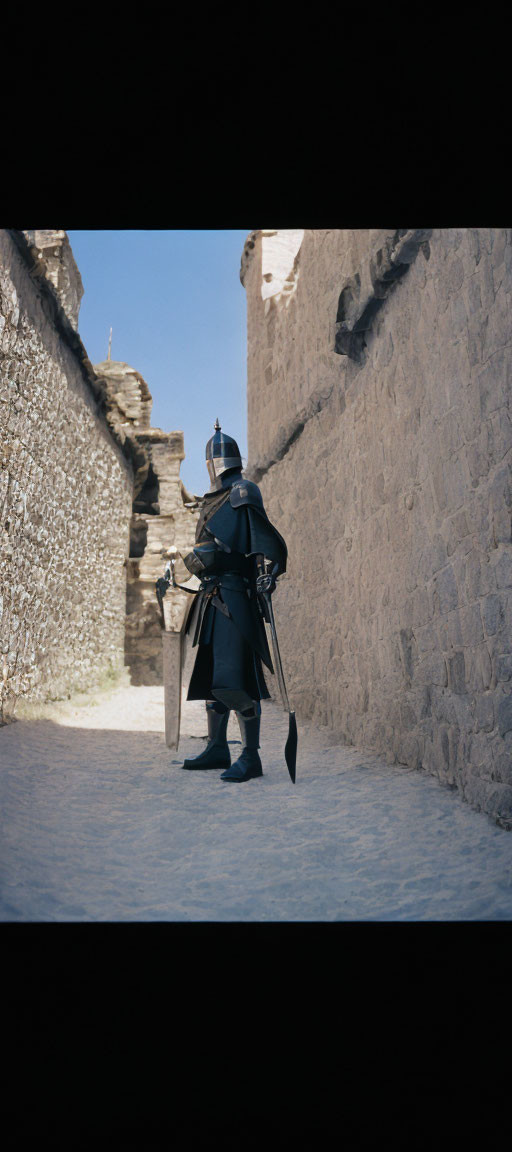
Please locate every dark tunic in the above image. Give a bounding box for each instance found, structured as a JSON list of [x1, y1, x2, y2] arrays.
[[185, 473, 287, 706]]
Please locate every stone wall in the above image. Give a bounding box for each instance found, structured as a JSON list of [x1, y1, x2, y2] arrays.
[[123, 427, 198, 686], [0, 230, 134, 722], [243, 229, 512, 827], [22, 230, 84, 331], [93, 358, 199, 685]]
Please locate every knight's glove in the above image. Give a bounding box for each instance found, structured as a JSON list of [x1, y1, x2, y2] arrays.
[[155, 576, 170, 600], [256, 572, 277, 595]]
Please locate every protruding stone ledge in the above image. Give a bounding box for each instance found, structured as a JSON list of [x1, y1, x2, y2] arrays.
[[334, 228, 432, 360], [22, 229, 84, 330], [133, 428, 186, 453], [246, 229, 432, 484], [246, 362, 342, 484]]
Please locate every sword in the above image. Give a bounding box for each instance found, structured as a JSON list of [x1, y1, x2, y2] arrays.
[[155, 547, 198, 750], [257, 560, 297, 783]]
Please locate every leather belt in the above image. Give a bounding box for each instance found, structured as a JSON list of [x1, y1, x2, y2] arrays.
[[200, 573, 249, 591]]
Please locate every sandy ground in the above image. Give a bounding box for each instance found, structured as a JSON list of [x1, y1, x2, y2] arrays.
[[1, 683, 512, 921]]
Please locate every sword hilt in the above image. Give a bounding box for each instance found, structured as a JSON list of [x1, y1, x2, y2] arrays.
[[256, 556, 271, 622]]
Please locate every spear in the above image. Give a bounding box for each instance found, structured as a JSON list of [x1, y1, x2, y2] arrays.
[[257, 560, 297, 783]]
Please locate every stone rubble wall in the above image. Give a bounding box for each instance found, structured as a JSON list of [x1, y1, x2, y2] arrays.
[[94, 359, 153, 436], [125, 429, 199, 685], [0, 230, 133, 722], [91, 359, 199, 687], [243, 228, 512, 827]]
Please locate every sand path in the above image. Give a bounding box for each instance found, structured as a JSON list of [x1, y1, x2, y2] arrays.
[[1, 685, 512, 920]]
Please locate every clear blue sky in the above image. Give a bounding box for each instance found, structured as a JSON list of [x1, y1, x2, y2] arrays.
[[67, 230, 250, 497]]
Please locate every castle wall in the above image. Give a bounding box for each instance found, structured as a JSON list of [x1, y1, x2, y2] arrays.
[[243, 228, 512, 826], [92, 359, 199, 686], [0, 230, 133, 721], [125, 429, 198, 685]]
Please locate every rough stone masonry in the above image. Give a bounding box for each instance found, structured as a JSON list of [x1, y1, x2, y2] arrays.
[[0, 230, 134, 722], [92, 356, 199, 685], [242, 229, 512, 827]]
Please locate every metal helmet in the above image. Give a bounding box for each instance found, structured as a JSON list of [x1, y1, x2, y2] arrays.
[[205, 418, 242, 485]]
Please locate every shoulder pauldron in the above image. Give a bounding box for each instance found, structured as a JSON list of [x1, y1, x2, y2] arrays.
[[229, 480, 264, 510]]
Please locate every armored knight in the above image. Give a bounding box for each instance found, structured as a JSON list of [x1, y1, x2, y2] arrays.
[[181, 419, 287, 782]]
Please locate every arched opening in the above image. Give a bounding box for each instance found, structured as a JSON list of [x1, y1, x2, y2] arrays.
[[133, 461, 160, 515]]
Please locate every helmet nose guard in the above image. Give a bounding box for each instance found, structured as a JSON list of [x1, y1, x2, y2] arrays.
[[205, 418, 242, 480]]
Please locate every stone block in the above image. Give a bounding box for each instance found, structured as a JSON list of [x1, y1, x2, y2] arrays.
[[477, 347, 511, 419], [436, 610, 463, 651], [497, 692, 512, 736], [442, 508, 471, 557], [434, 565, 458, 614], [464, 550, 495, 601], [496, 654, 512, 681], [490, 732, 512, 784], [489, 409, 512, 468], [482, 593, 506, 637], [487, 783, 512, 825], [420, 532, 447, 578], [421, 651, 448, 687], [467, 645, 492, 692], [447, 651, 466, 694], [491, 504, 512, 547], [431, 460, 447, 512], [494, 547, 512, 590], [474, 692, 495, 733], [459, 602, 484, 646], [397, 626, 418, 684]]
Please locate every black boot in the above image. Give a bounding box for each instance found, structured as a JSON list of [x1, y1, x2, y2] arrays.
[[220, 702, 262, 782], [181, 701, 231, 770]]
